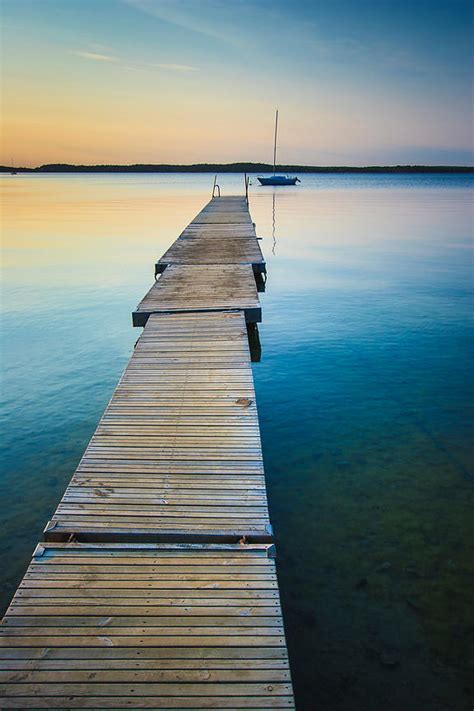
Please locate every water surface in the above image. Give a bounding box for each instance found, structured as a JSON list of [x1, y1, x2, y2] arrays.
[[1, 172, 473, 710]]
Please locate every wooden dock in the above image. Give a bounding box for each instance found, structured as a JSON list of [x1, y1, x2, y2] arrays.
[[0, 195, 294, 708], [0, 543, 293, 709], [45, 312, 270, 543], [155, 197, 265, 276], [133, 266, 261, 327]]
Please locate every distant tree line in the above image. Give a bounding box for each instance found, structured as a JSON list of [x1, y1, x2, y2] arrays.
[[1, 162, 473, 173]]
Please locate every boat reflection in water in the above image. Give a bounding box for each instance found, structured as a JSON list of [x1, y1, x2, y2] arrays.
[[272, 192, 277, 255]]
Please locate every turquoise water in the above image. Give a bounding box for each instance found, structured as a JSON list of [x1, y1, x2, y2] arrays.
[[1, 173, 473, 710]]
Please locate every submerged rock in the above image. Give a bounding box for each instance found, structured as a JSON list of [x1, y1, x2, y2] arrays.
[[406, 598, 423, 612], [379, 649, 401, 668], [375, 561, 392, 573]]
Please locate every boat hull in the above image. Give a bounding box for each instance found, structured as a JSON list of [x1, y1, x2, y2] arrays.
[[258, 175, 299, 186]]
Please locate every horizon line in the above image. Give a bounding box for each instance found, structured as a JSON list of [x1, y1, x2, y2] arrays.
[[1, 162, 473, 173]]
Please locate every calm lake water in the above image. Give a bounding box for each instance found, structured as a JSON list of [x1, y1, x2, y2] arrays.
[[1, 172, 473, 710]]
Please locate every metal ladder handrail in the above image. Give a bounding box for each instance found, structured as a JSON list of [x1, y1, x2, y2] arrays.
[[244, 173, 250, 204], [212, 174, 221, 198]]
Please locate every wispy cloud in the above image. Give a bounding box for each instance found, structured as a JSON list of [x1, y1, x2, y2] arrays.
[[69, 49, 197, 72], [124, 0, 242, 47], [70, 50, 119, 62], [147, 62, 197, 72]]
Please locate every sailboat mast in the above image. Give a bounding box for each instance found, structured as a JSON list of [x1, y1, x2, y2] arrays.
[[272, 109, 278, 174]]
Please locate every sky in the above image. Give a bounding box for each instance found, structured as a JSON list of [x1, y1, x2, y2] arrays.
[[0, 0, 473, 166]]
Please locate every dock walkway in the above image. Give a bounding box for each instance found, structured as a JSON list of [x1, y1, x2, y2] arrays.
[[0, 195, 295, 708], [133, 266, 261, 327], [155, 197, 265, 276], [46, 311, 270, 543]]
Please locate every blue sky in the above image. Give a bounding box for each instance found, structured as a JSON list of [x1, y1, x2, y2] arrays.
[[1, 0, 473, 165]]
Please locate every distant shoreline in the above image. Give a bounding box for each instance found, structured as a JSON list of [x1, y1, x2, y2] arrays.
[[1, 163, 473, 174]]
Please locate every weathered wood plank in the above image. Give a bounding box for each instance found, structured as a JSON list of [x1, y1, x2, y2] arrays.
[[133, 264, 261, 327], [45, 311, 271, 543], [155, 197, 265, 275], [0, 544, 294, 708], [0, 196, 295, 709]]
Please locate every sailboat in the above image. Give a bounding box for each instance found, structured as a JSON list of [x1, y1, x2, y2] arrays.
[[258, 110, 300, 186]]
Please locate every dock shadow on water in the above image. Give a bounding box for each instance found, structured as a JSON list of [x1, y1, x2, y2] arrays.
[[1, 172, 473, 710]]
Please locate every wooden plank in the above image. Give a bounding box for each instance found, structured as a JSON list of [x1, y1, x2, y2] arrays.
[[156, 239, 266, 274], [133, 264, 261, 327], [0, 196, 295, 709], [155, 198, 266, 275], [0, 543, 294, 709], [0, 698, 294, 708], [45, 312, 271, 544]]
